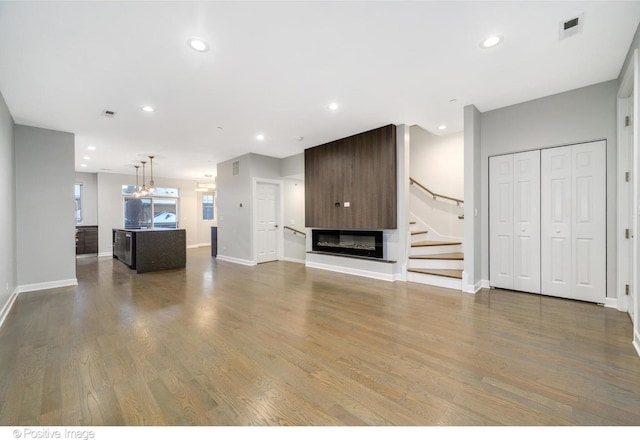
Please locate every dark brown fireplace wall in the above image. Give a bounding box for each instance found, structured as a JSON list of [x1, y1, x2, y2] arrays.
[[304, 124, 397, 229]]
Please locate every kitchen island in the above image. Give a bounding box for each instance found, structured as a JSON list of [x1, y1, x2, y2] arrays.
[[113, 228, 186, 273]]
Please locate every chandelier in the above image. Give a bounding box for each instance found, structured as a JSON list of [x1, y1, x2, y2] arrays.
[[133, 155, 156, 197]]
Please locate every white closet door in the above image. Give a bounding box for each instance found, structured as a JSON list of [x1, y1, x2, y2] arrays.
[[513, 151, 541, 293], [541, 141, 606, 303], [541, 147, 573, 298], [572, 141, 606, 303], [490, 154, 514, 290]]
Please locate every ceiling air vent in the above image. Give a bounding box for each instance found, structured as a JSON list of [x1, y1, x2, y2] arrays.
[[101, 109, 117, 118], [559, 13, 584, 40]]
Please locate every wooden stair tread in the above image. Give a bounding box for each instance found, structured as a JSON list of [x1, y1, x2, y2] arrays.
[[409, 252, 464, 260], [411, 241, 462, 247], [408, 269, 463, 279]]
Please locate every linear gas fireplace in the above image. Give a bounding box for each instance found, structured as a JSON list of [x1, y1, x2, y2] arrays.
[[312, 229, 383, 259]]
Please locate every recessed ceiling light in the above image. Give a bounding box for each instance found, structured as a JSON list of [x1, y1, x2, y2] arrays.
[[297, 136, 304, 141], [141, 105, 155, 112], [438, 125, 447, 130], [83, 156, 91, 160], [481, 34, 503, 48], [256, 134, 265, 141], [87, 145, 96, 150], [188, 38, 209, 52], [328, 102, 339, 111], [80, 164, 87, 168]]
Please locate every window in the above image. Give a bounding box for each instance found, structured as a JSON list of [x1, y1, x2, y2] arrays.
[[122, 186, 179, 229], [74, 183, 82, 223], [203, 193, 214, 220]]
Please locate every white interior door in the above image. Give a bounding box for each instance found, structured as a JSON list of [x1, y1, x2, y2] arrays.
[[513, 151, 541, 293], [256, 182, 279, 263], [542, 141, 606, 303], [490, 154, 514, 290]]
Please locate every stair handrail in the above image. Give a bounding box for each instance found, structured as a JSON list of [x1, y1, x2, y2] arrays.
[[283, 225, 307, 237], [409, 177, 464, 206]]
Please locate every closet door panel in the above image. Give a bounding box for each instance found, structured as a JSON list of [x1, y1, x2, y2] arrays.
[[489, 155, 514, 290], [571, 141, 606, 303], [513, 150, 541, 293], [541, 146, 573, 299]]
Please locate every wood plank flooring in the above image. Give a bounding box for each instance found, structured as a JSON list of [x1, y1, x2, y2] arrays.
[[0, 247, 639, 426]]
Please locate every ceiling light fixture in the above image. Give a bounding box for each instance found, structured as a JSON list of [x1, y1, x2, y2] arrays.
[[141, 105, 155, 112], [328, 102, 339, 111], [80, 164, 87, 168], [438, 125, 447, 130], [133, 155, 158, 197], [481, 34, 503, 48], [87, 145, 96, 150], [188, 38, 209, 52], [256, 134, 265, 141], [148, 155, 155, 194]]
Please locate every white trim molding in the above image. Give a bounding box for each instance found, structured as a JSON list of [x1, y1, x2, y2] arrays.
[[279, 257, 305, 264], [216, 254, 256, 266], [16, 278, 78, 294], [0, 289, 19, 330], [305, 261, 395, 282]]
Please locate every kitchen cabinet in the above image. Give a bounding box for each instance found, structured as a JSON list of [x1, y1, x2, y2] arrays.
[[76, 225, 98, 255]]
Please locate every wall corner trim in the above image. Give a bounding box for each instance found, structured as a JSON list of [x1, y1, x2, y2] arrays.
[[0, 289, 20, 331]]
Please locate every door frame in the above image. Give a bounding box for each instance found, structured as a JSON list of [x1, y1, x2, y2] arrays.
[[252, 178, 283, 263], [617, 49, 640, 357]]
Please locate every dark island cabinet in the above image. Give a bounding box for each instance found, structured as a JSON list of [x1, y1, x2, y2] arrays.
[[305, 124, 397, 229]]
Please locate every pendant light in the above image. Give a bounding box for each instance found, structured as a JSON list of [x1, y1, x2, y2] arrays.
[[148, 155, 155, 193], [140, 160, 148, 196], [134, 165, 141, 198]]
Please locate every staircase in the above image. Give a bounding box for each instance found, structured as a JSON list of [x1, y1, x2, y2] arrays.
[[407, 221, 463, 290]]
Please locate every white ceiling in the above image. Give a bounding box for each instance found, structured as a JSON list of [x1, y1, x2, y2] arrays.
[[1, 1, 639, 182]]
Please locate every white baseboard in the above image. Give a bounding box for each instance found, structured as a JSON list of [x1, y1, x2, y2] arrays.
[[633, 335, 640, 358], [16, 278, 78, 294], [0, 288, 19, 330], [394, 272, 407, 282], [305, 261, 394, 282], [98, 251, 112, 258], [604, 297, 618, 309], [216, 255, 256, 266], [280, 257, 305, 264]]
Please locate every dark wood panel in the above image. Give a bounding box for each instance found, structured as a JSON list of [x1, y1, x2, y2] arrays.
[[305, 124, 397, 229], [1, 247, 639, 425]]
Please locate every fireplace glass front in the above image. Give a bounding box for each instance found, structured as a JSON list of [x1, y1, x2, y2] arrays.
[[312, 229, 383, 259]]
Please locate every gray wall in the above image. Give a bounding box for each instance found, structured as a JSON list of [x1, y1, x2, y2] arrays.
[[479, 80, 618, 298], [463, 105, 483, 293], [216, 154, 253, 261], [0, 90, 16, 314], [15, 125, 76, 288], [75, 172, 98, 226], [217, 152, 300, 263]]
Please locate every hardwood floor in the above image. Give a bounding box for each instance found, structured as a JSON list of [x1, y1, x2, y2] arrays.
[[1, 247, 639, 426]]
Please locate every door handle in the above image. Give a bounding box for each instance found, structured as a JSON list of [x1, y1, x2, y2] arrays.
[[275, 224, 278, 228]]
